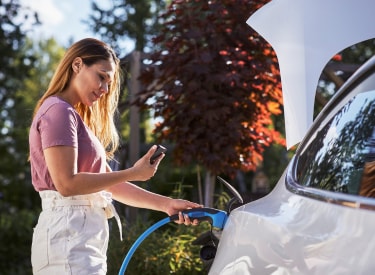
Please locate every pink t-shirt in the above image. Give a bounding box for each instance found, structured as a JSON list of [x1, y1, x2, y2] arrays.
[[29, 96, 107, 191]]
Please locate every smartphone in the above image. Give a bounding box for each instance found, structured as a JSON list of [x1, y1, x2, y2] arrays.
[[150, 145, 167, 164]]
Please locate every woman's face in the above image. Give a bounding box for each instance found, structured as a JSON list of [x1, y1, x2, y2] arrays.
[[71, 58, 115, 107]]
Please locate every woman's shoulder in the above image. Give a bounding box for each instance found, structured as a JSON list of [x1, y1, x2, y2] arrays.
[[36, 96, 77, 121], [44, 96, 72, 107], [40, 96, 74, 113]]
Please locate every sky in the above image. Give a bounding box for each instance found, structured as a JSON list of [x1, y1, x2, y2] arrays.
[[20, 0, 134, 53]]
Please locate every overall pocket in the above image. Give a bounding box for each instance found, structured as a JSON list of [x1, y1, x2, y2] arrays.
[[31, 224, 49, 272]]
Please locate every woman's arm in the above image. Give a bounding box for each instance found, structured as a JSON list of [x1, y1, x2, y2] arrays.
[[106, 181, 201, 224], [43, 145, 162, 196], [107, 181, 201, 214]]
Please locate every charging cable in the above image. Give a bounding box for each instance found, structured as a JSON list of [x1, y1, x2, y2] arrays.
[[118, 207, 228, 275]]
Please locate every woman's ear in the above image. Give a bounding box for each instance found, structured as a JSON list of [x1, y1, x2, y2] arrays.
[[72, 57, 82, 73]]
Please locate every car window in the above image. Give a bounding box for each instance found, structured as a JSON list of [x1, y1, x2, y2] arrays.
[[296, 72, 375, 198]]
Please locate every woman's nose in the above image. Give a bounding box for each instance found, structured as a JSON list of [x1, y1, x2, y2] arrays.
[[101, 83, 109, 94]]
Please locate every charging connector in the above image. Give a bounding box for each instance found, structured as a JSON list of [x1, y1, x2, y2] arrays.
[[169, 208, 228, 229]]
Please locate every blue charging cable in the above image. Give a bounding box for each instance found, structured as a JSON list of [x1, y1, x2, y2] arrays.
[[118, 217, 171, 274], [118, 207, 228, 275]]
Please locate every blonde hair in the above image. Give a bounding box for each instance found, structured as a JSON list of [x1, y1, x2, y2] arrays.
[[33, 38, 122, 159]]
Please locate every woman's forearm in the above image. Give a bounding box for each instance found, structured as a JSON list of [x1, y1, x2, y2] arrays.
[[106, 182, 172, 213]]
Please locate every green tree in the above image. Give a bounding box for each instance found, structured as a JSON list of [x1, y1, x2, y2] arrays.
[[1, 36, 65, 210], [134, 0, 284, 205], [87, 0, 166, 54], [341, 39, 375, 64], [0, 36, 65, 274], [86, 0, 168, 169], [0, 1, 48, 272], [0, 0, 39, 210]]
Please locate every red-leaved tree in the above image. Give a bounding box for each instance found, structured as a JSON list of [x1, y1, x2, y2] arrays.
[[134, 0, 285, 205]]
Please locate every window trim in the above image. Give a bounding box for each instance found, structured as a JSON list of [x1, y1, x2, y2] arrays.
[[286, 157, 375, 211], [286, 56, 375, 211]]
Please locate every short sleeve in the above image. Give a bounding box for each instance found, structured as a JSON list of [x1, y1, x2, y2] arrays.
[[37, 103, 78, 149]]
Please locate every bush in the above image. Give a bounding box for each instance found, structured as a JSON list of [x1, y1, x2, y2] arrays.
[[0, 208, 39, 274], [107, 217, 211, 275]]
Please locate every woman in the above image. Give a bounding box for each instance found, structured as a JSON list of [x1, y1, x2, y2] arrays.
[[29, 38, 200, 274]]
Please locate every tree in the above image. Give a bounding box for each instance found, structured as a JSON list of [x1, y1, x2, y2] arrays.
[[134, 0, 285, 206], [0, 0, 40, 210], [0, 35, 65, 274], [1, 37, 65, 211], [0, 1, 56, 272], [87, 0, 166, 55]]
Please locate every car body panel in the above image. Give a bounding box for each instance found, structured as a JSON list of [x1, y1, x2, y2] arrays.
[[210, 168, 375, 274]]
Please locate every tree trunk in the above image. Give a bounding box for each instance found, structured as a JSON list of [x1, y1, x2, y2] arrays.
[[204, 171, 216, 207], [196, 165, 204, 205], [126, 51, 141, 223], [129, 51, 141, 166]]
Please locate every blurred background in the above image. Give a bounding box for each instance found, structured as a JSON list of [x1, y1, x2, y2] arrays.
[[1, 0, 374, 273]]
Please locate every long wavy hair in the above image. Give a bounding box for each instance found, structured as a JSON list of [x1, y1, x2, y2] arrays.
[[32, 38, 122, 159]]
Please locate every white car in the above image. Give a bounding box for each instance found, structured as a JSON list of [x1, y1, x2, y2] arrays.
[[209, 0, 375, 274]]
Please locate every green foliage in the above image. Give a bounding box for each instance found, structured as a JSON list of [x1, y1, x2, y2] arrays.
[[108, 218, 211, 274], [262, 143, 289, 187], [108, 169, 227, 274], [341, 38, 375, 64], [0, 3, 66, 270], [0, 0, 38, 208], [0, 2, 46, 272], [0, 207, 39, 274], [87, 0, 167, 54], [148, 158, 204, 205], [0, 37, 65, 211]]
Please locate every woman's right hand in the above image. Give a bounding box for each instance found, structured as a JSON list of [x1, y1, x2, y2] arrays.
[[130, 145, 165, 181]]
